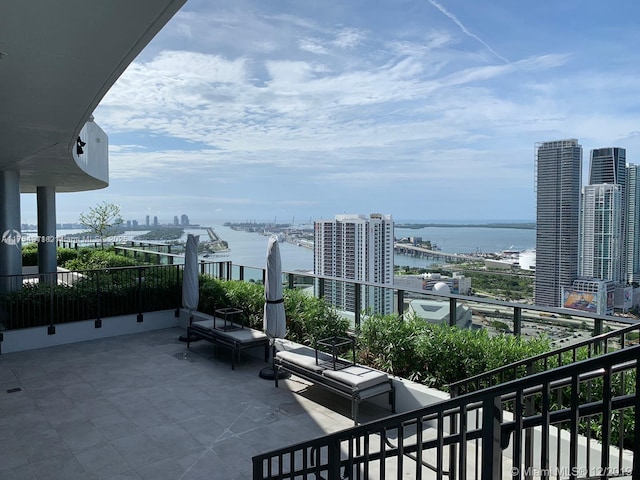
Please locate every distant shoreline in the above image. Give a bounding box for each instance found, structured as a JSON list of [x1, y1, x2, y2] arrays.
[[396, 223, 535, 230]]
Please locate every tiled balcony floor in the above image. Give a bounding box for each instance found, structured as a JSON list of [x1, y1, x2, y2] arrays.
[[0, 327, 390, 479]]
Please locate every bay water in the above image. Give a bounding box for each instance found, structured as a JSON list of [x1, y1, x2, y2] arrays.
[[58, 223, 536, 273]]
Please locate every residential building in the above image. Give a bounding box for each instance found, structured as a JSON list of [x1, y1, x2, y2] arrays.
[[534, 139, 582, 307], [584, 147, 627, 283], [579, 184, 622, 282], [589, 147, 626, 185], [625, 164, 640, 283], [181, 214, 189, 225], [314, 213, 394, 315]]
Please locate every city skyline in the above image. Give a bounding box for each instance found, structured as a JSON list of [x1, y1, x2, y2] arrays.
[[18, 0, 640, 225]]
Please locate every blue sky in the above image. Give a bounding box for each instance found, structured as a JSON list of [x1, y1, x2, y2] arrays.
[[24, 0, 640, 225]]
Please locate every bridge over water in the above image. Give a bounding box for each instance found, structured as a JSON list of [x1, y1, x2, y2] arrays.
[[394, 242, 478, 262]]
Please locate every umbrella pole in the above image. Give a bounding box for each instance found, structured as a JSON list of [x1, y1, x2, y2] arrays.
[[259, 341, 289, 380], [179, 311, 202, 343]]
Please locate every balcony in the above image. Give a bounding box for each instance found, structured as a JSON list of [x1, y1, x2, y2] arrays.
[[0, 256, 638, 479], [0, 324, 392, 479]]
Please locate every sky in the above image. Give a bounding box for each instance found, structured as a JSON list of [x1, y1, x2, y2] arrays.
[[23, 0, 640, 225]]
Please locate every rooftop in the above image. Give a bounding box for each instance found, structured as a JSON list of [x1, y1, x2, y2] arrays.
[[0, 321, 389, 479]]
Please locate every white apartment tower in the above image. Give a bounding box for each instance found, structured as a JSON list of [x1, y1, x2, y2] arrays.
[[535, 139, 582, 307], [579, 184, 622, 282], [625, 164, 640, 283], [314, 214, 394, 316]]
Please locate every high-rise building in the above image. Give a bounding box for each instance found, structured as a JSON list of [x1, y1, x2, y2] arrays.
[[153, 216, 158, 226], [578, 147, 627, 284], [174, 216, 179, 226], [314, 213, 394, 316], [181, 214, 189, 225], [589, 147, 626, 185], [145, 215, 150, 226], [579, 184, 622, 282], [625, 164, 640, 283], [534, 139, 582, 307]]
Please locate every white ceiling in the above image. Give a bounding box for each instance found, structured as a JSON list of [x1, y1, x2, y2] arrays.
[[0, 0, 186, 193]]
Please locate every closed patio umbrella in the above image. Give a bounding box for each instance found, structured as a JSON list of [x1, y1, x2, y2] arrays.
[[179, 233, 200, 342], [260, 235, 288, 379]]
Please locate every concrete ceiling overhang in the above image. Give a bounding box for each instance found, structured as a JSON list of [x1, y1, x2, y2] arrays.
[[0, 0, 186, 193]]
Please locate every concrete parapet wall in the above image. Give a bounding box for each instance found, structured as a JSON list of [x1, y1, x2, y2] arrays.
[[1, 310, 180, 354]]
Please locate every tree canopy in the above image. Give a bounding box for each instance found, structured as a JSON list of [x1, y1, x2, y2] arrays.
[[78, 202, 124, 248]]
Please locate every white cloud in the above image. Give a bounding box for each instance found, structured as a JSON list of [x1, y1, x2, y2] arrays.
[[298, 37, 329, 55], [68, 1, 640, 224], [332, 27, 366, 49]]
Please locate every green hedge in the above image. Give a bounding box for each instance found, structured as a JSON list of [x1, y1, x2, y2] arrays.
[[197, 276, 349, 346], [358, 313, 551, 389]]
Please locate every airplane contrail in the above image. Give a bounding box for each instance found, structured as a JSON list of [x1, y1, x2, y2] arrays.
[[427, 0, 510, 64]]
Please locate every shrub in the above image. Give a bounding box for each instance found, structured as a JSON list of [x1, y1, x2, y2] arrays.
[[357, 313, 551, 390], [57, 248, 79, 265], [358, 313, 422, 380], [196, 278, 348, 343], [21, 243, 39, 266], [62, 248, 141, 270], [22, 245, 80, 267]]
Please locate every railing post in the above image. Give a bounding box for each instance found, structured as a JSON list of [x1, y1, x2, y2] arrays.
[[95, 272, 102, 328], [175, 264, 181, 318], [137, 267, 143, 322], [524, 361, 535, 480], [513, 306, 521, 337], [47, 281, 56, 335], [239, 265, 244, 282], [594, 318, 603, 352], [354, 283, 361, 328], [397, 289, 404, 317], [449, 297, 456, 327], [318, 278, 324, 299], [481, 395, 502, 480], [634, 363, 640, 477], [327, 439, 341, 480], [288, 273, 294, 290]]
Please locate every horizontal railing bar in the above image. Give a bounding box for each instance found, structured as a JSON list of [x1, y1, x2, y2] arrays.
[[253, 346, 639, 470], [449, 322, 640, 394]]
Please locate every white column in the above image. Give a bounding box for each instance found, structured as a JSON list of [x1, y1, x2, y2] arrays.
[[0, 170, 22, 292], [37, 186, 57, 281]]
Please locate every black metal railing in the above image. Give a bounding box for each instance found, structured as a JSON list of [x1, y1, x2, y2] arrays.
[[449, 321, 640, 396], [2, 257, 637, 343], [252, 345, 639, 479], [0, 264, 185, 331]]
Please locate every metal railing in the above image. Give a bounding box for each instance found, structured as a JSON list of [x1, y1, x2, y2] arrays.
[[0, 265, 184, 331], [252, 345, 639, 479], [449, 321, 640, 396], [2, 257, 638, 341]]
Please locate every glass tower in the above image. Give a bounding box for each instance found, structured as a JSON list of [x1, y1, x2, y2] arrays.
[[579, 184, 622, 282], [535, 139, 582, 307], [625, 164, 640, 283]]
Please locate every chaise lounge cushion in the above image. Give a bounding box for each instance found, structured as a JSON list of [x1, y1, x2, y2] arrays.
[[275, 346, 334, 373], [191, 319, 267, 342], [322, 365, 390, 391]]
